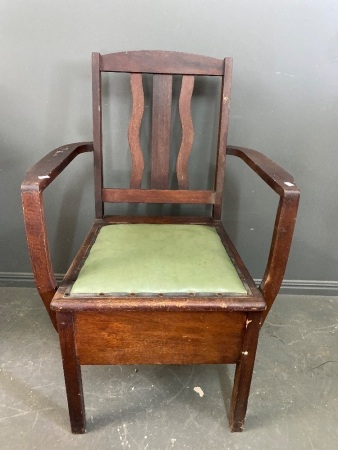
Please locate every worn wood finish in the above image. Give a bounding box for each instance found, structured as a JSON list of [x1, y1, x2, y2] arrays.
[[53, 295, 265, 313], [52, 221, 265, 312], [260, 193, 300, 322], [22, 191, 57, 328], [21, 142, 93, 328], [103, 215, 215, 225], [229, 312, 262, 432], [21, 142, 93, 191], [176, 75, 195, 189], [22, 52, 300, 434], [227, 145, 300, 323], [75, 311, 245, 365], [213, 58, 233, 219], [226, 146, 297, 197], [100, 51, 224, 75], [102, 188, 215, 204], [57, 312, 86, 433], [92, 52, 104, 218], [151, 75, 173, 188], [128, 73, 145, 188]]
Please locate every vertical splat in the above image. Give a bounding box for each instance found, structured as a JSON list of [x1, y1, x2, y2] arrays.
[[128, 74, 145, 188], [151, 75, 173, 189], [176, 75, 195, 189]]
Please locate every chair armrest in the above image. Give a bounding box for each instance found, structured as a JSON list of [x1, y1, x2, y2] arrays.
[[21, 142, 94, 328], [226, 145, 300, 324], [21, 142, 94, 193]]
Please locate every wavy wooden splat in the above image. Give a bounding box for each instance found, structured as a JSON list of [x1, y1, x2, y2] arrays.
[[176, 75, 195, 189], [128, 73, 145, 188]]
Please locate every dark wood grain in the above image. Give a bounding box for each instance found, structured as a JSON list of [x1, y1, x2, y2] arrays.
[[226, 145, 300, 323], [92, 52, 104, 218], [260, 192, 300, 322], [102, 188, 216, 204], [176, 75, 195, 189], [229, 312, 262, 432], [23, 51, 299, 434], [21, 142, 93, 192], [103, 215, 215, 224], [21, 142, 93, 328], [52, 294, 265, 313], [57, 312, 86, 433], [226, 145, 297, 196], [75, 311, 245, 365], [151, 75, 172, 188], [128, 73, 145, 188], [22, 191, 57, 328], [213, 58, 233, 219], [100, 51, 224, 75]]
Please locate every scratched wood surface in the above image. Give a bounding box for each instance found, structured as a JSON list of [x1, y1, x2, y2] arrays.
[[22, 51, 300, 434], [74, 311, 246, 365], [151, 75, 173, 189], [91, 51, 233, 211], [128, 73, 145, 188], [176, 75, 195, 189]]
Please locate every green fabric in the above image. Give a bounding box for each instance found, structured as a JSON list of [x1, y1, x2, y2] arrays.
[[71, 224, 247, 295]]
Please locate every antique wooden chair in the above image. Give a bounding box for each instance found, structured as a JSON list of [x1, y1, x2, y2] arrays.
[[21, 51, 299, 433]]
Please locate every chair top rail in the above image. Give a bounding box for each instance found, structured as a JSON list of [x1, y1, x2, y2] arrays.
[[98, 50, 227, 75]]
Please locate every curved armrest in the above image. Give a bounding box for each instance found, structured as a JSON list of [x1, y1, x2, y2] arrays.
[[226, 145, 300, 324], [21, 142, 94, 328]]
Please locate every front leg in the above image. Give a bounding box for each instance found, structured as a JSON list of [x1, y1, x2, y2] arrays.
[[57, 311, 86, 433], [229, 312, 261, 431]]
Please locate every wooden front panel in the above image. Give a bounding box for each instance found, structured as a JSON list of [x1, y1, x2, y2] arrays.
[[75, 311, 245, 365]]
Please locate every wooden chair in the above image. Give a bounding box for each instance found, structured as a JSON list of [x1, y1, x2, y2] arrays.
[[21, 51, 300, 433]]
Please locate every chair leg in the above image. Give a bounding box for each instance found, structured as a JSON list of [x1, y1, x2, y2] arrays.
[[229, 313, 261, 432], [57, 312, 86, 434]]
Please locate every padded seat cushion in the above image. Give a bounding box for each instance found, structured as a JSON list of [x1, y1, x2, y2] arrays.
[[71, 224, 247, 295]]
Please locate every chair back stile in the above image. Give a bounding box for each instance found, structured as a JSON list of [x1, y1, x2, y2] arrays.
[[92, 51, 233, 219]]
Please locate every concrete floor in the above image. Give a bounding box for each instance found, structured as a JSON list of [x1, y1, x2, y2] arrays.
[[0, 287, 337, 449]]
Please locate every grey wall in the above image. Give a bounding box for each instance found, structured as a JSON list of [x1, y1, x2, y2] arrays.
[[1, 0, 338, 291]]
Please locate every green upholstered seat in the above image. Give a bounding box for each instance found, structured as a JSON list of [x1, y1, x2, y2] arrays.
[[71, 224, 247, 295]]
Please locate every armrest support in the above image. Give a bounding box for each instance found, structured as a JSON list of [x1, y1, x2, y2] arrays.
[[226, 145, 300, 324], [21, 142, 93, 328]]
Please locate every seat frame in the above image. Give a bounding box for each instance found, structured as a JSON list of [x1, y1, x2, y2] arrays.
[[21, 51, 299, 433]]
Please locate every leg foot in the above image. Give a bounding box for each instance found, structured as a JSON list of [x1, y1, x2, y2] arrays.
[[57, 312, 86, 434], [228, 313, 261, 432]]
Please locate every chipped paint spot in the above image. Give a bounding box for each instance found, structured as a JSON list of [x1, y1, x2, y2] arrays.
[[246, 319, 252, 328], [242, 351, 249, 356], [223, 96, 229, 103], [284, 181, 295, 187], [38, 175, 50, 179], [193, 386, 204, 397]]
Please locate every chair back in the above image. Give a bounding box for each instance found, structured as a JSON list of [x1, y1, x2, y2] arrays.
[[92, 51, 232, 219]]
